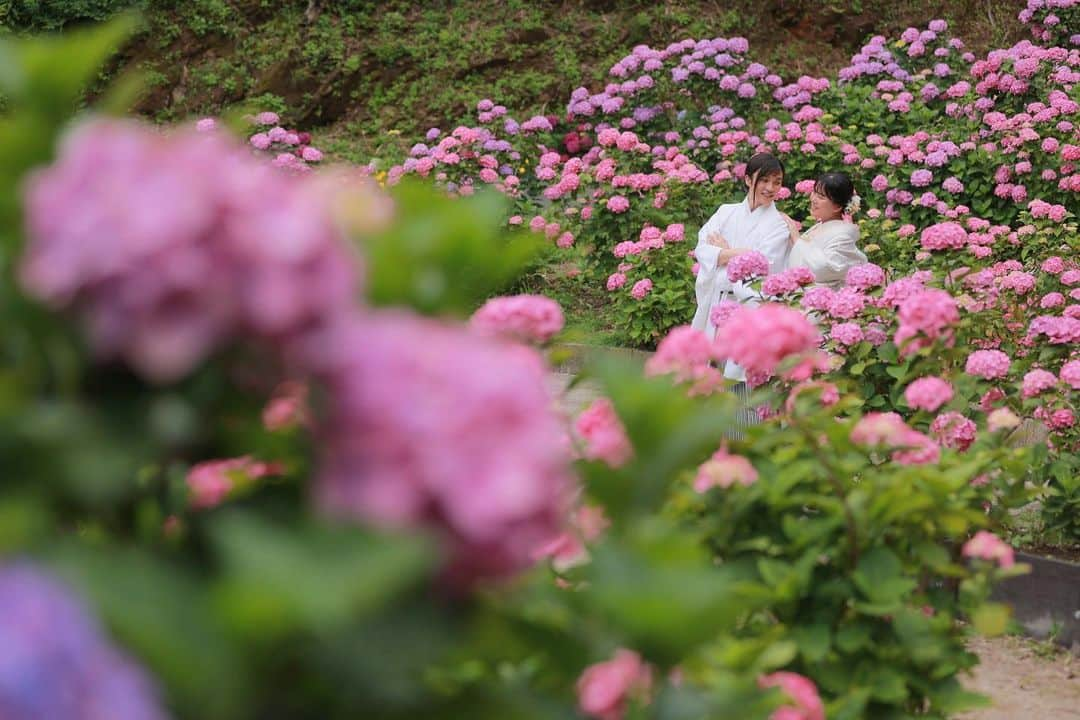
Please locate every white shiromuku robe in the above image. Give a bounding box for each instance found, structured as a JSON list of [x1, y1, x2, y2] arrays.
[[691, 197, 790, 380], [786, 219, 866, 288]]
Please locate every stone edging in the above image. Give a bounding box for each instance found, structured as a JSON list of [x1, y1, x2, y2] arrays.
[[992, 552, 1080, 653]]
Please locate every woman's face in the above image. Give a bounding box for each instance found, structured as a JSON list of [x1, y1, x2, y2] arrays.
[[809, 187, 843, 222], [747, 171, 783, 209]]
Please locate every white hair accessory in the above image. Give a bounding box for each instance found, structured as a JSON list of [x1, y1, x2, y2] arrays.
[[845, 193, 861, 216]]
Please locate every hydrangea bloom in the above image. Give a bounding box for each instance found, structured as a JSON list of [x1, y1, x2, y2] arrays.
[[920, 222, 968, 251], [714, 304, 821, 375], [469, 294, 565, 344], [186, 456, 281, 509], [575, 398, 633, 468], [1022, 368, 1058, 397], [1060, 360, 1080, 389], [0, 563, 168, 720], [845, 263, 886, 290], [694, 448, 758, 492], [962, 531, 1015, 568], [965, 350, 1011, 379], [894, 289, 959, 354], [930, 411, 977, 451], [646, 326, 722, 393], [20, 118, 361, 382], [576, 649, 653, 720], [308, 310, 574, 587], [904, 376, 954, 412], [726, 251, 771, 283], [758, 672, 824, 720], [830, 322, 864, 346]]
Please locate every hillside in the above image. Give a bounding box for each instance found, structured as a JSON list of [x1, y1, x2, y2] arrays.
[[52, 0, 1031, 161]]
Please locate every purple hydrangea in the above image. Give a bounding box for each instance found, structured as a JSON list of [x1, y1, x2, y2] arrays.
[[0, 563, 168, 720]]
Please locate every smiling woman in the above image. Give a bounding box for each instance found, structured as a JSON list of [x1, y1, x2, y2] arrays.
[[784, 171, 867, 287], [691, 152, 790, 380]]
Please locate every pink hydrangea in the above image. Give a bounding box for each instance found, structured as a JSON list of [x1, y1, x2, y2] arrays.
[[904, 376, 954, 412], [761, 267, 814, 298], [249, 132, 272, 150], [758, 672, 824, 720], [930, 411, 977, 451], [1000, 271, 1036, 294], [801, 286, 835, 311], [694, 447, 758, 492], [845, 263, 886, 290], [577, 649, 653, 720], [309, 311, 574, 588], [1022, 368, 1058, 397], [646, 326, 722, 392], [965, 349, 1011, 379], [709, 299, 741, 329], [920, 221, 968, 251], [726, 250, 771, 283], [187, 456, 280, 509], [830, 322, 864, 346], [851, 412, 910, 446], [19, 118, 361, 382], [630, 278, 653, 299], [1041, 292, 1066, 309], [1041, 256, 1066, 274], [1060, 359, 1080, 389], [714, 304, 821, 375], [262, 380, 310, 431], [892, 430, 941, 465], [962, 531, 1015, 568], [470, 294, 565, 344], [606, 195, 630, 213], [575, 398, 633, 468], [894, 289, 959, 355], [254, 111, 281, 126], [606, 272, 627, 291], [826, 288, 866, 319]]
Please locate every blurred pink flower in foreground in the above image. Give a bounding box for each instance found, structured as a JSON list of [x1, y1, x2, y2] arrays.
[[758, 671, 825, 720], [306, 310, 574, 588], [577, 648, 653, 720], [470, 294, 565, 344], [575, 398, 633, 468], [962, 531, 1015, 568]]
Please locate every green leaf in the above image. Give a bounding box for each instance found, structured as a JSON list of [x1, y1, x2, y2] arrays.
[[793, 623, 831, 663], [363, 179, 544, 316], [971, 602, 1011, 637], [853, 547, 917, 604], [210, 512, 435, 637]]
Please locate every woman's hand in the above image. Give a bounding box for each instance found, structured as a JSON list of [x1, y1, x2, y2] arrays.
[[718, 247, 745, 264], [781, 214, 801, 244], [706, 231, 730, 249]]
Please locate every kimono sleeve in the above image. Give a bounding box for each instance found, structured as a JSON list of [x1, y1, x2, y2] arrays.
[[803, 225, 866, 285]]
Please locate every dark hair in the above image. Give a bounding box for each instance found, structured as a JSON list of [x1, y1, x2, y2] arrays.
[[814, 172, 855, 209], [745, 152, 785, 183]]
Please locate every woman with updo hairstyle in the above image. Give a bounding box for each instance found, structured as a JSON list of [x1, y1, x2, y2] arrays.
[[782, 171, 867, 287]]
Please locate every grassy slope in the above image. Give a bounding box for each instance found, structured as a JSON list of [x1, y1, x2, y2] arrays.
[[119, 0, 1025, 165]]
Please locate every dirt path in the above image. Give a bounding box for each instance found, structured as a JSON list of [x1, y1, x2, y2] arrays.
[[962, 636, 1080, 720]]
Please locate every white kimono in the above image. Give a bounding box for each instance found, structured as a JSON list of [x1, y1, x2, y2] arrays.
[[786, 220, 866, 288], [691, 197, 789, 380]]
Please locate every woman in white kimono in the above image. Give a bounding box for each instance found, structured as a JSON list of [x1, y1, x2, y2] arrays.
[[783, 172, 866, 286], [692, 153, 790, 381]]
